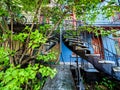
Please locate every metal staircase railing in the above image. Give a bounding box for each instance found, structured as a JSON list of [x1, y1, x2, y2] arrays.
[[63, 30, 120, 80], [70, 55, 85, 90], [101, 36, 120, 66], [79, 31, 119, 66]]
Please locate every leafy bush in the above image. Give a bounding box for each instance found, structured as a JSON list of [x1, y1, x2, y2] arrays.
[[0, 64, 57, 90], [0, 26, 57, 89]]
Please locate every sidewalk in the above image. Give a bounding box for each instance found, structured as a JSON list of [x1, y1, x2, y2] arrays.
[[42, 65, 76, 90]]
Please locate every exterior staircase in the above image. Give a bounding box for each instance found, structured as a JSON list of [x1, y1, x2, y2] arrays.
[[62, 31, 120, 80]]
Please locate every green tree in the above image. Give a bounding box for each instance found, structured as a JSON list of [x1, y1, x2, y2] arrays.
[[0, 0, 119, 89]]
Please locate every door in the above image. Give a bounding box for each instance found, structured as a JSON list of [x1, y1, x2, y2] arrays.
[[92, 36, 104, 59]]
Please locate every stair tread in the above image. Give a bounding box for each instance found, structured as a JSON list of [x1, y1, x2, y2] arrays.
[[50, 40, 57, 43], [69, 42, 86, 46], [68, 38, 77, 40], [76, 44, 87, 47], [69, 40, 81, 43], [98, 60, 115, 64], [85, 54, 100, 56], [75, 47, 88, 50], [113, 66, 120, 72], [76, 44, 88, 48], [73, 41, 81, 43], [71, 54, 80, 57], [84, 68, 99, 72], [68, 39, 86, 44], [44, 43, 50, 46]]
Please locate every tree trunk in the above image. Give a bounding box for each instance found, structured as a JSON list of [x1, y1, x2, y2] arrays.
[[19, 0, 43, 64]]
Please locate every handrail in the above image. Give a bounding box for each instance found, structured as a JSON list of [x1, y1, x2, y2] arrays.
[[106, 36, 120, 55], [79, 31, 119, 65], [63, 30, 120, 81], [64, 30, 119, 66]]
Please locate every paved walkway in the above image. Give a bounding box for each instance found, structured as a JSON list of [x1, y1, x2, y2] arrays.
[[42, 65, 76, 90]]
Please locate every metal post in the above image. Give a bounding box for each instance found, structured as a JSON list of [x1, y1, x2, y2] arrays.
[[59, 1, 68, 65], [118, 0, 120, 5], [60, 25, 65, 65]]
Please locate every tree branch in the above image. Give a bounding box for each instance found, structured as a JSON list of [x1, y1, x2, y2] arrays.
[[31, 0, 43, 30], [19, 0, 43, 62], [47, 10, 68, 38]]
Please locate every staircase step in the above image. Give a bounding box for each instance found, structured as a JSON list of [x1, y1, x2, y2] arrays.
[[68, 39, 85, 45], [69, 40, 81, 43], [75, 47, 88, 50], [71, 54, 80, 58], [85, 54, 100, 56], [79, 42, 86, 44], [69, 42, 76, 46], [70, 42, 86, 46], [68, 40, 77, 43], [74, 36, 80, 38], [76, 44, 88, 48], [44, 43, 50, 46], [68, 38, 78, 40], [84, 68, 99, 72], [50, 40, 57, 43], [98, 60, 115, 64], [65, 39, 69, 41], [113, 66, 120, 72], [73, 40, 82, 43]]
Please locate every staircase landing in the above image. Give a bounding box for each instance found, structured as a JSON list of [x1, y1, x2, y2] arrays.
[[42, 65, 76, 90]]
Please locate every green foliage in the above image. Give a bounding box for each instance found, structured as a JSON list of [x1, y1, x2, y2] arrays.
[[0, 30, 12, 43], [39, 24, 52, 35], [101, 0, 120, 18], [0, 64, 35, 90], [0, 0, 8, 16], [50, 6, 63, 24], [74, 0, 101, 22], [95, 81, 106, 90], [19, 0, 37, 12], [100, 77, 116, 90], [0, 34, 8, 43], [64, 26, 116, 38], [0, 0, 120, 90], [0, 64, 57, 90], [12, 26, 48, 49], [78, 26, 116, 36], [42, 0, 51, 5], [100, 29, 116, 36], [13, 33, 28, 42], [29, 29, 47, 49], [37, 52, 56, 62], [0, 25, 56, 90], [95, 77, 117, 90], [0, 47, 9, 68], [63, 30, 77, 38], [39, 65, 57, 79]]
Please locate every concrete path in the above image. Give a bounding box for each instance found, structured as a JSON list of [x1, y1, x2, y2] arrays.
[[42, 65, 76, 90]]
